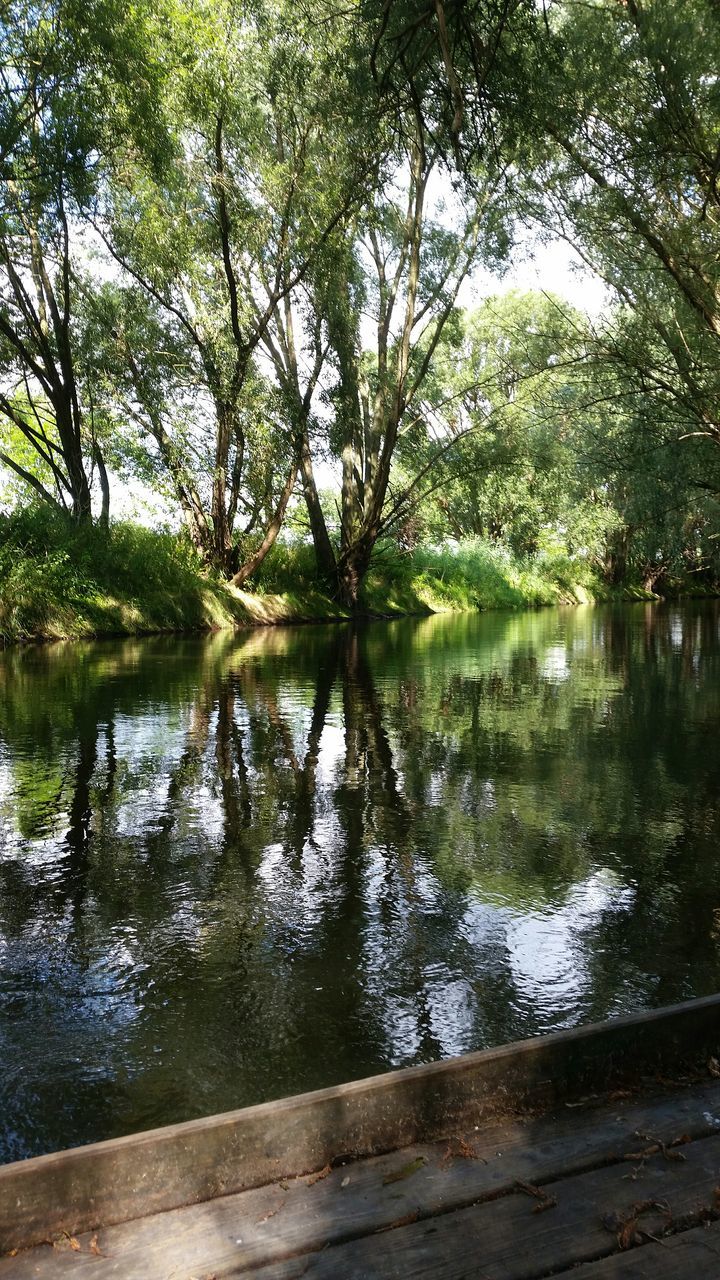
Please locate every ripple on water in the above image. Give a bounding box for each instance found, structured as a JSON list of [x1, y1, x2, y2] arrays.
[[1, 604, 720, 1158]]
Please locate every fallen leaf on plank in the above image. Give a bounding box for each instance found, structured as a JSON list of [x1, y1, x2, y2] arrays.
[[256, 1200, 286, 1224], [382, 1156, 427, 1185], [52, 1232, 82, 1252]]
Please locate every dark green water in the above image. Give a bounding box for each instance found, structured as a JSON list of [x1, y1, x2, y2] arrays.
[[2, 603, 720, 1162]]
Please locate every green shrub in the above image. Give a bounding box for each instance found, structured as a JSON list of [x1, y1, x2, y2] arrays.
[[363, 537, 604, 613], [0, 508, 630, 645], [252, 539, 319, 593], [251, 533, 607, 616], [0, 505, 226, 641]]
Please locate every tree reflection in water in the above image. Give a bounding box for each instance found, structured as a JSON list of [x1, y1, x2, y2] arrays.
[[1, 602, 720, 1160]]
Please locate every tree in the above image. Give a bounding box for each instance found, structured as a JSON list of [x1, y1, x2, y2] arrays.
[[567, 345, 720, 590], [392, 291, 611, 556], [377, 1, 720, 473], [256, 0, 553, 607], [522, 0, 720, 454], [366, 0, 541, 170], [277, 103, 517, 608], [98, 0, 374, 579], [0, 0, 169, 522], [384, 287, 720, 592]]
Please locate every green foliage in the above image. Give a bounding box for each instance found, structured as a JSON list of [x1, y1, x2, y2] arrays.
[[391, 291, 608, 557], [255, 533, 606, 615], [0, 0, 173, 518], [253, 540, 320, 593], [526, 0, 720, 450], [392, 289, 720, 596], [94, 0, 375, 577], [0, 0, 718, 615], [365, 538, 604, 613], [0, 505, 228, 641]]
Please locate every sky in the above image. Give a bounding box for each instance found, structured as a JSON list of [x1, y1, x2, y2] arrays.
[[470, 226, 609, 318]]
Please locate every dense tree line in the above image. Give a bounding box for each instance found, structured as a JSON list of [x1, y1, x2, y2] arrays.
[[1, 0, 718, 605]]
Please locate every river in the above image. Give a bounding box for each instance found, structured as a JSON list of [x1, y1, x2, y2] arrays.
[[1, 602, 719, 1161]]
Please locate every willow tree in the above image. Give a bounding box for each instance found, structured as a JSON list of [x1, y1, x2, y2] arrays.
[[369, 1, 720, 465], [365, 0, 541, 164], [0, 0, 170, 522], [521, 0, 720, 455], [257, 0, 544, 607], [100, 0, 373, 581], [384, 290, 612, 555], [268, 36, 539, 602], [265, 124, 508, 606], [328, 139, 503, 607]]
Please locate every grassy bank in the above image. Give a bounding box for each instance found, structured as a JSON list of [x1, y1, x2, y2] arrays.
[[255, 537, 617, 614], [0, 507, 655, 644], [0, 507, 353, 643]]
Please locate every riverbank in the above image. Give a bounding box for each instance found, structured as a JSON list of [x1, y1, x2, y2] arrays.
[[0, 507, 666, 644]]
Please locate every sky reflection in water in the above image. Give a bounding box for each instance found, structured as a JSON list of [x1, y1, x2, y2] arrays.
[[1, 602, 720, 1160]]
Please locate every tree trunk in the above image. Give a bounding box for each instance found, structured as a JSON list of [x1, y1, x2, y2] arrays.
[[299, 431, 337, 585], [94, 444, 110, 529], [57, 404, 92, 523], [69, 464, 93, 523], [605, 526, 630, 585], [336, 536, 374, 610], [212, 400, 235, 573], [642, 563, 665, 592], [230, 456, 299, 588]]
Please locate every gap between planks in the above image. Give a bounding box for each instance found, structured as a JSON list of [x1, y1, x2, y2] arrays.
[[3, 1080, 720, 1279], [248, 1132, 720, 1280], [547, 1217, 720, 1278]]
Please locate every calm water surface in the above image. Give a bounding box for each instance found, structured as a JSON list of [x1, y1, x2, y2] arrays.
[[1, 603, 720, 1161]]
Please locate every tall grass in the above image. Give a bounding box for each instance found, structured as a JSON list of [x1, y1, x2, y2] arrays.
[[365, 538, 602, 612], [0, 505, 232, 642], [0, 510, 615, 645], [256, 535, 604, 614]]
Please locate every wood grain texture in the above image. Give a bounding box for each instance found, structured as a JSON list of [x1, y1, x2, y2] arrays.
[[2, 993, 720, 1253], [248, 1133, 720, 1280], [3, 1081, 720, 1278], [566, 1220, 720, 1277]]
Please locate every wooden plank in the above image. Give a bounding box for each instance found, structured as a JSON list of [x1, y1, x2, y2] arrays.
[[566, 1220, 720, 1277], [246, 1133, 720, 1280], [3, 1083, 720, 1278], [1, 993, 719, 1252]]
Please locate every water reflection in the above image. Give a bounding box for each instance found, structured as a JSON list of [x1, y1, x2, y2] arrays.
[[1, 603, 720, 1160]]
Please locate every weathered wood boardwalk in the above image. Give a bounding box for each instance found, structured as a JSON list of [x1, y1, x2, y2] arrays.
[[2, 995, 720, 1278]]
